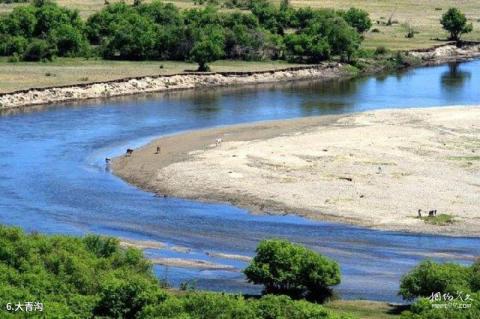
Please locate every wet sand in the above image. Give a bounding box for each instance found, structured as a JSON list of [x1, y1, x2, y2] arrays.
[[112, 106, 480, 236]]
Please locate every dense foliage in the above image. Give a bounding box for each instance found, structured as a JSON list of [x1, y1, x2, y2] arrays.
[[440, 8, 473, 41], [0, 0, 368, 68], [399, 259, 480, 319], [0, 226, 353, 318], [0, 1, 88, 60], [244, 239, 341, 301]]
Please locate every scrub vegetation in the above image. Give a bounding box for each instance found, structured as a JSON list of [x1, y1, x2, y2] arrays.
[[0, 0, 367, 69], [1, 225, 478, 318]]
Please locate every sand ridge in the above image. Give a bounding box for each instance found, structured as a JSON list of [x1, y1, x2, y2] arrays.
[[113, 106, 480, 236]]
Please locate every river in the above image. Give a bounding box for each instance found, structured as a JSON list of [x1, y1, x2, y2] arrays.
[[0, 61, 479, 302]]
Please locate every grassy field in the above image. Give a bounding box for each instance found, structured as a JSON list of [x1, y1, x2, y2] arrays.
[[0, 58, 300, 93], [1, 0, 479, 50], [325, 300, 404, 319]]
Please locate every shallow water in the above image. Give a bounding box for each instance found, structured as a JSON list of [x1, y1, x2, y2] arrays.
[[1, 61, 479, 301]]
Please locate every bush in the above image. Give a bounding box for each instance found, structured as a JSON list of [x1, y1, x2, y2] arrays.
[[22, 39, 55, 61], [399, 260, 473, 300], [141, 292, 353, 319], [401, 293, 480, 319], [244, 239, 341, 301], [342, 7, 372, 33], [0, 36, 29, 56], [440, 8, 473, 41], [374, 46, 388, 55], [0, 226, 164, 318]]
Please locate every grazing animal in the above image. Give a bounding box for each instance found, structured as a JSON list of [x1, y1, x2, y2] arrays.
[[155, 146, 161, 154], [126, 149, 134, 156], [105, 158, 111, 164], [428, 210, 435, 217], [215, 138, 223, 146], [418, 209, 422, 218]]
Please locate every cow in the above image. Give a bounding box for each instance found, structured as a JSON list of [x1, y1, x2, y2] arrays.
[[215, 138, 223, 146], [126, 149, 134, 156]]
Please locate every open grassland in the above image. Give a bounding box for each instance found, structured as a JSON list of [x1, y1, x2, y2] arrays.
[[325, 300, 403, 319], [0, 58, 299, 93], [289, 0, 480, 50], [1, 0, 480, 50]]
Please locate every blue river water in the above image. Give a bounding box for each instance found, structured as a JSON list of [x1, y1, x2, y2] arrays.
[[0, 61, 479, 302]]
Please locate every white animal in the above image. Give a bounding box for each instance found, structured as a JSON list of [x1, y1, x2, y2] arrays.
[[215, 138, 223, 146]]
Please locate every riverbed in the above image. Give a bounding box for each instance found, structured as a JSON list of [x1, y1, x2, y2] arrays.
[[1, 61, 479, 302]]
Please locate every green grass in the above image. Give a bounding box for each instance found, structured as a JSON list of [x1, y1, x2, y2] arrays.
[[0, 58, 301, 93], [449, 156, 480, 161], [325, 300, 405, 319], [420, 214, 456, 226]]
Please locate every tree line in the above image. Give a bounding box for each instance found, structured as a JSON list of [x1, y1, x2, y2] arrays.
[[0, 0, 371, 70]]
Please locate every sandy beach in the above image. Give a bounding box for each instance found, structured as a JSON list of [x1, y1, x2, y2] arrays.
[[113, 106, 480, 236]]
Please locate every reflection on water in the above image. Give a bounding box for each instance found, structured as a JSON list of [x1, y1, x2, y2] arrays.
[[441, 63, 472, 89], [0, 60, 480, 302]]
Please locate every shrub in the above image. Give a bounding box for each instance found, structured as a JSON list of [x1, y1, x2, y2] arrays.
[[440, 8, 473, 41], [0, 36, 29, 56], [375, 46, 388, 55], [0, 225, 163, 318], [244, 239, 341, 301], [401, 293, 480, 319], [141, 292, 352, 319], [342, 7, 372, 33], [399, 260, 472, 300], [22, 39, 55, 61]]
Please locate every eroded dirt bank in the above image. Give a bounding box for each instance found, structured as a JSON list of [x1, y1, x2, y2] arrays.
[[1, 43, 480, 110], [0, 63, 346, 110], [113, 106, 480, 236]]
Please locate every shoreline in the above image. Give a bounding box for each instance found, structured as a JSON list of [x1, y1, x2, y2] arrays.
[[1, 43, 479, 111], [112, 106, 480, 237]]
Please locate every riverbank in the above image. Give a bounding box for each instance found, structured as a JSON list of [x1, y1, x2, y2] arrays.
[[1, 43, 479, 111], [0, 63, 348, 110], [112, 106, 480, 237]]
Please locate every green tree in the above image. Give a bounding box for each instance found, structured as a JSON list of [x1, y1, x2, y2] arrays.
[[399, 260, 472, 300], [189, 25, 225, 71], [440, 8, 473, 41], [2, 6, 37, 38], [342, 7, 372, 33], [49, 24, 89, 56], [101, 13, 157, 60], [244, 239, 340, 301]]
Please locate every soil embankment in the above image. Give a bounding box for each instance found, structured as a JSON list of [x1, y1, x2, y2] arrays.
[[1, 43, 479, 110]]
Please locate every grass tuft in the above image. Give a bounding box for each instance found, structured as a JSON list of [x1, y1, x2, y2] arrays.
[[420, 214, 455, 226]]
